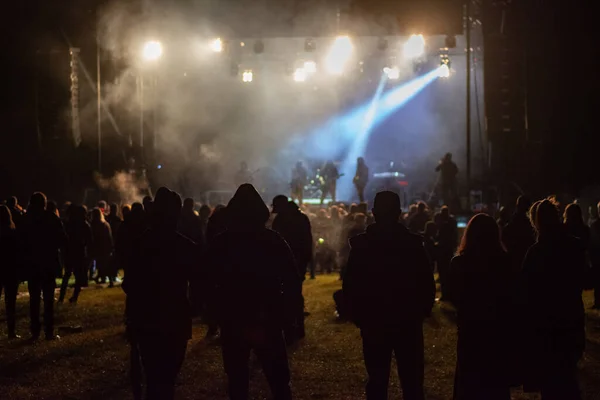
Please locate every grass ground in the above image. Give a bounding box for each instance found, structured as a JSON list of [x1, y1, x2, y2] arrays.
[[1, 275, 600, 399]]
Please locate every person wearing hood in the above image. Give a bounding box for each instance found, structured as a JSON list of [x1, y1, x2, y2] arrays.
[[272, 195, 313, 342], [123, 187, 198, 400], [343, 191, 435, 400], [206, 184, 296, 400]]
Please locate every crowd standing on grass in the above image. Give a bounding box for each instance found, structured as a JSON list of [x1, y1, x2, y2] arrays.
[[0, 186, 598, 400]]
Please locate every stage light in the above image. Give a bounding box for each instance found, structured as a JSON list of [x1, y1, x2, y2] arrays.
[[403, 34, 425, 59], [384, 66, 400, 80], [242, 70, 253, 83], [210, 38, 223, 53], [325, 36, 353, 75], [304, 61, 317, 74], [294, 67, 307, 82], [438, 64, 450, 78], [142, 41, 163, 61]]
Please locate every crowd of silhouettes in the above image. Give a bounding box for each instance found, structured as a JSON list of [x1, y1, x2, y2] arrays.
[[2, 187, 600, 400]]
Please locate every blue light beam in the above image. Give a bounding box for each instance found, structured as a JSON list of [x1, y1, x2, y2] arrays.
[[337, 67, 442, 201]]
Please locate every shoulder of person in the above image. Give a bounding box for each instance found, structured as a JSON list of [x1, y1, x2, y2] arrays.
[[348, 232, 368, 249]]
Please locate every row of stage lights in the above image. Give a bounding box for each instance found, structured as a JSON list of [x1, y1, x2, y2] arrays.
[[141, 35, 452, 83]]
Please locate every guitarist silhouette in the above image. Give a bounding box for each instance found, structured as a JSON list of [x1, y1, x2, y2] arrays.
[[320, 160, 343, 204]]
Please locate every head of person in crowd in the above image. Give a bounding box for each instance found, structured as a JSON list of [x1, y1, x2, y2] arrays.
[[357, 157, 365, 166], [142, 195, 153, 213], [91, 208, 106, 224], [440, 205, 450, 220], [132, 202, 144, 213], [0, 205, 15, 231], [349, 203, 359, 216], [6, 196, 18, 210], [121, 204, 131, 220], [357, 202, 368, 215], [534, 199, 562, 237], [417, 201, 427, 215], [423, 221, 437, 238], [330, 205, 341, 221], [151, 187, 182, 231], [182, 198, 195, 215], [458, 214, 504, 256], [61, 201, 72, 217], [564, 203, 584, 226], [354, 213, 367, 229], [28, 192, 47, 214], [199, 205, 211, 221], [226, 184, 270, 229], [271, 195, 289, 214], [516, 195, 532, 215], [47, 200, 59, 217], [408, 204, 418, 217], [97, 200, 107, 211], [317, 208, 329, 221], [70, 205, 87, 224], [372, 191, 402, 226], [109, 203, 120, 219], [529, 200, 542, 226]]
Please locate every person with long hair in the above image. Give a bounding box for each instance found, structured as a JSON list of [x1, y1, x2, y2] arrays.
[[522, 200, 586, 399], [90, 208, 113, 285], [564, 203, 591, 246], [0, 205, 20, 338], [448, 214, 516, 400], [59, 205, 92, 304]]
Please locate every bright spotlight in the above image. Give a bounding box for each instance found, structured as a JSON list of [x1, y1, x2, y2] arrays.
[[304, 61, 317, 74], [242, 70, 253, 83], [403, 34, 425, 59], [438, 64, 450, 78], [294, 67, 307, 82], [384, 66, 400, 80], [325, 36, 353, 75], [142, 40, 163, 61], [210, 38, 223, 53]]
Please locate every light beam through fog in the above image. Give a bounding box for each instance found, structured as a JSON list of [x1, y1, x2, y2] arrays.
[[290, 67, 442, 201], [338, 67, 442, 201]]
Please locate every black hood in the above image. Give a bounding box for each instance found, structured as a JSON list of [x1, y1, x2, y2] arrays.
[[227, 184, 270, 228]]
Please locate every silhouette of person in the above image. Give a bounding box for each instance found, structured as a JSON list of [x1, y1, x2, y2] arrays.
[[0, 205, 20, 338], [115, 203, 146, 275], [343, 191, 435, 400], [206, 184, 295, 400], [522, 200, 585, 399], [59, 205, 92, 304], [123, 187, 198, 400], [6, 196, 23, 227], [448, 214, 517, 400], [422, 221, 438, 273], [435, 206, 458, 301], [107, 203, 123, 286], [563, 203, 591, 246], [502, 196, 536, 274], [320, 160, 340, 204], [408, 202, 430, 234], [179, 198, 204, 245], [354, 157, 369, 203], [19, 192, 66, 340], [435, 153, 458, 208], [90, 208, 114, 284], [272, 195, 313, 342], [199, 205, 211, 240], [291, 161, 308, 206]]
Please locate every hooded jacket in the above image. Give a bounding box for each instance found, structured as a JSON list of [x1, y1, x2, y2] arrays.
[[206, 184, 297, 328]]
